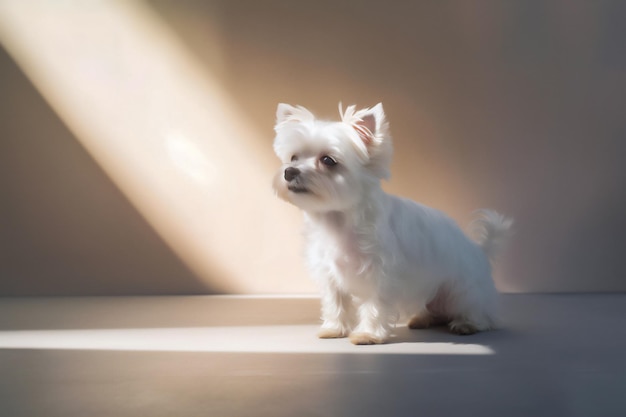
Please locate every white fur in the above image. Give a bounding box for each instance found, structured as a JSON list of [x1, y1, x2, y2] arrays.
[[272, 103, 513, 344]]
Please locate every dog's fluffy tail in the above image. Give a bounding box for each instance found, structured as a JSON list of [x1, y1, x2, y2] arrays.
[[470, 210, 514, 261]]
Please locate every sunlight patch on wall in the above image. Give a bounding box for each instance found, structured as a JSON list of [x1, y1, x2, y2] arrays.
[[0, 1, 311, 293], [165, 131, 217, 186]]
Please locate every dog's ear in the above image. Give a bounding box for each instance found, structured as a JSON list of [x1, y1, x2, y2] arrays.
[[276, 103, 314, 127], [276, 103, 297, 124], [341, 103, 392, 179], [341, 103, 388, 148], [353, 103, 386, 147]]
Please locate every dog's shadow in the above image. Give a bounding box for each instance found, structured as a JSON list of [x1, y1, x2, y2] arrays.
[[387, 324, 505, 345]]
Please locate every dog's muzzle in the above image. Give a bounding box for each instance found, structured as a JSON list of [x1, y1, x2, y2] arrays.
[[284, 167, 309, 193], [284, 167, 300, 182]]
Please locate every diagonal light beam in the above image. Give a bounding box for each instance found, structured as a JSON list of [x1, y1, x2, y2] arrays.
[[0, 1, 311, 293]]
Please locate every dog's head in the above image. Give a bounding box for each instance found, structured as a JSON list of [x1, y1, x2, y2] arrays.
[[272, 103, 392, 212]]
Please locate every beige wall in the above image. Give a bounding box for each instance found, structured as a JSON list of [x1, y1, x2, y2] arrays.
[[1, 1, 625, 295], [0, 47, 210, 296]]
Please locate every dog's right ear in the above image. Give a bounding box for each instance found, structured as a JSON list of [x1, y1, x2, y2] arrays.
[[276, 103, 314, 127], [276, 103, 297, 124]]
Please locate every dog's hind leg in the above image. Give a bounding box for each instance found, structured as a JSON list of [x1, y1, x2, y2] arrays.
[[408, 286, 451, 329], [408, 310, 449, 329], [445, 279, 498, 336]]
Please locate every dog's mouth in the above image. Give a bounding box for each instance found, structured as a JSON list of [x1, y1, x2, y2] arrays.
[[287, 185, 310, 194]]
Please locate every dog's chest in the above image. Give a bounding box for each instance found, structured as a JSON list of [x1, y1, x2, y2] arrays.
[[316, 228, 376, 290]]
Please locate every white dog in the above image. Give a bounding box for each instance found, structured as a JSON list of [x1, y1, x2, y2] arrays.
[[273, 103, 512, 345]]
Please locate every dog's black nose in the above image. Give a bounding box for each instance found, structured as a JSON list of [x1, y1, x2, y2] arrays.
[[284, 167, 300, 182]]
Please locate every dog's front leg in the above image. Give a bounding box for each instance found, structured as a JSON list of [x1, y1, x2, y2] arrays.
[[317, 283, 355, 339], [349, 298, 391, 345]]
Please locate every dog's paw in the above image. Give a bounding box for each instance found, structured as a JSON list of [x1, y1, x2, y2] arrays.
[[449, 322, 478, 335], [349, 332, 386, 345], [317, 328, 349, 339]]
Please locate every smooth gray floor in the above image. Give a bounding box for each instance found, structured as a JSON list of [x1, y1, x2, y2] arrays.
[[0, 294, 625, 417]]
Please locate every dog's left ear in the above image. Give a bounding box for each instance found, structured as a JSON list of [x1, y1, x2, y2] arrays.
[[341, 103, 393, 179], [353, 103, 386, 147], [341, 103, 388, 149]]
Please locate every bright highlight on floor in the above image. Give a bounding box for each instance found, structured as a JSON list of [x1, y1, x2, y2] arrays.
[[0, 326, 494, 354]]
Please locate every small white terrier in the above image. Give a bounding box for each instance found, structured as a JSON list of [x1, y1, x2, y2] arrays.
[[272, 103, 512, 345]]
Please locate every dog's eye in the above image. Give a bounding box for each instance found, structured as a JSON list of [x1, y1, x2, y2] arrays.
[[320, 155, 337, 167], [290, 155, 298, 162]]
